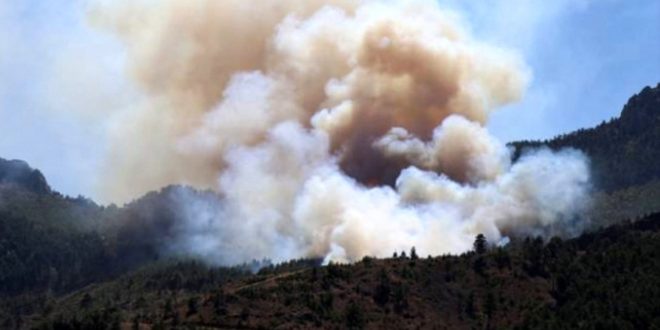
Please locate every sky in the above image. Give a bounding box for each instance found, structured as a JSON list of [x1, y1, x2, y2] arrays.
[[0, 0, 658, 199]]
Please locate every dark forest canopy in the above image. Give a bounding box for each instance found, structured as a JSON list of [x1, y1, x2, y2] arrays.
[[0, 158, 50, 195], [511, 83, 660, 192], [1, 83, 659, 329]]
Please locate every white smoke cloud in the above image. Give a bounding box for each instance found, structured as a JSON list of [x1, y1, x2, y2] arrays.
[[169, 126, 589, 264], [85, 0, 591, 264], [375, 115, 511, 183]]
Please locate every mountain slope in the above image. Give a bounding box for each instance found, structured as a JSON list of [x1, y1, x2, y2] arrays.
[[27, 212, 660, 329], [0, 162, 218, 298], [0, 158, 50, 195], [512, 83, 660, 192], [512, 83, 660, 227], [1, 84, 660, 328]]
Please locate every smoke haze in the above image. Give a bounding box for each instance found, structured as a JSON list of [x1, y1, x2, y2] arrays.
[[88, 0, 589, 263]]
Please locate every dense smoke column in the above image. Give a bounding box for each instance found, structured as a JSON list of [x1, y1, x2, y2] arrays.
[[89, 0, 591, 264]]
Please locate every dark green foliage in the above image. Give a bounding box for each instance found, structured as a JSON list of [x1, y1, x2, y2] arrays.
[[0, 158, 51, 194], [392, 282, 409, 313], [410, 246, 418, 260], [0, 175, 233, 299], [258, 257, 323, 275], [484, 291, 496, 318], [493, 247, 511, 269], [0, 210, 112, 295], [590, 179, 660, 228], [119, 260, 252, 292], [80, 293, 92, 309], [345, 301, 365, 329], [474, 234, 487, 254], [373, 268, 391, 305], [512, 83, 660, 193], [6, 213, 660, 329], [186, 297, 198, 316], [511, 84, 660, 227], [325, 262, 350, 281], [2, 84, 660, 328], [521, 236, 547, 277], [473, 256, 487, 275], [521, 214, 660, 329], [464, 292, 476, 319]]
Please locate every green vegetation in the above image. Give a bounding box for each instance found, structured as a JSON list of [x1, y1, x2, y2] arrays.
[[512, 84, 660, 227], [8, 213, 658, 329], [0, 158, 51, 195], [512, 84, 660, 193], [590, 179, 660, 228], [0, 84, 658, 328]]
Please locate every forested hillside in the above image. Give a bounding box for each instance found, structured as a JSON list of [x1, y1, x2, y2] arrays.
[[0, 158, 50, 195], [512, 83, 660, 192], [17, 212, 660, 329], [0, 164, 219, 308], [1, 84, 659, 329], [512, 84, 660, 227]]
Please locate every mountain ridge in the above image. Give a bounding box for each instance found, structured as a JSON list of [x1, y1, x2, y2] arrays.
[[0, 158, 50, 195], [511, 83, 660, 192], [1, 83, 659, 329]]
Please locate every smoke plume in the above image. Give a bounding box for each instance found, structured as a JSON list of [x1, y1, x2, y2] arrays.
[[90, 0, 590, 263]]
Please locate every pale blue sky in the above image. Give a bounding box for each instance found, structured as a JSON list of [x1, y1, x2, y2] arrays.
[[0, 0, 658, 198]]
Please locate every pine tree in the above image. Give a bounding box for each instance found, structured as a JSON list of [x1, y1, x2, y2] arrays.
[[474, 234, 487, 254], [410, 247, 419, 260]]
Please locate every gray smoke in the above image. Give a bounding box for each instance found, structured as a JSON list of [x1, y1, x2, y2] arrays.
[[85, 0, 590, 264]]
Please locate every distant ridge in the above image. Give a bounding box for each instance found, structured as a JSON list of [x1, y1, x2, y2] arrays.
[[0, 157, 51, 194], [512, 83, 660, 192], [1, 86, 660, 329]]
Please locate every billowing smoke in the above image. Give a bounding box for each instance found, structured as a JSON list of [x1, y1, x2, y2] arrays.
[[90, 0, 590, 263]]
